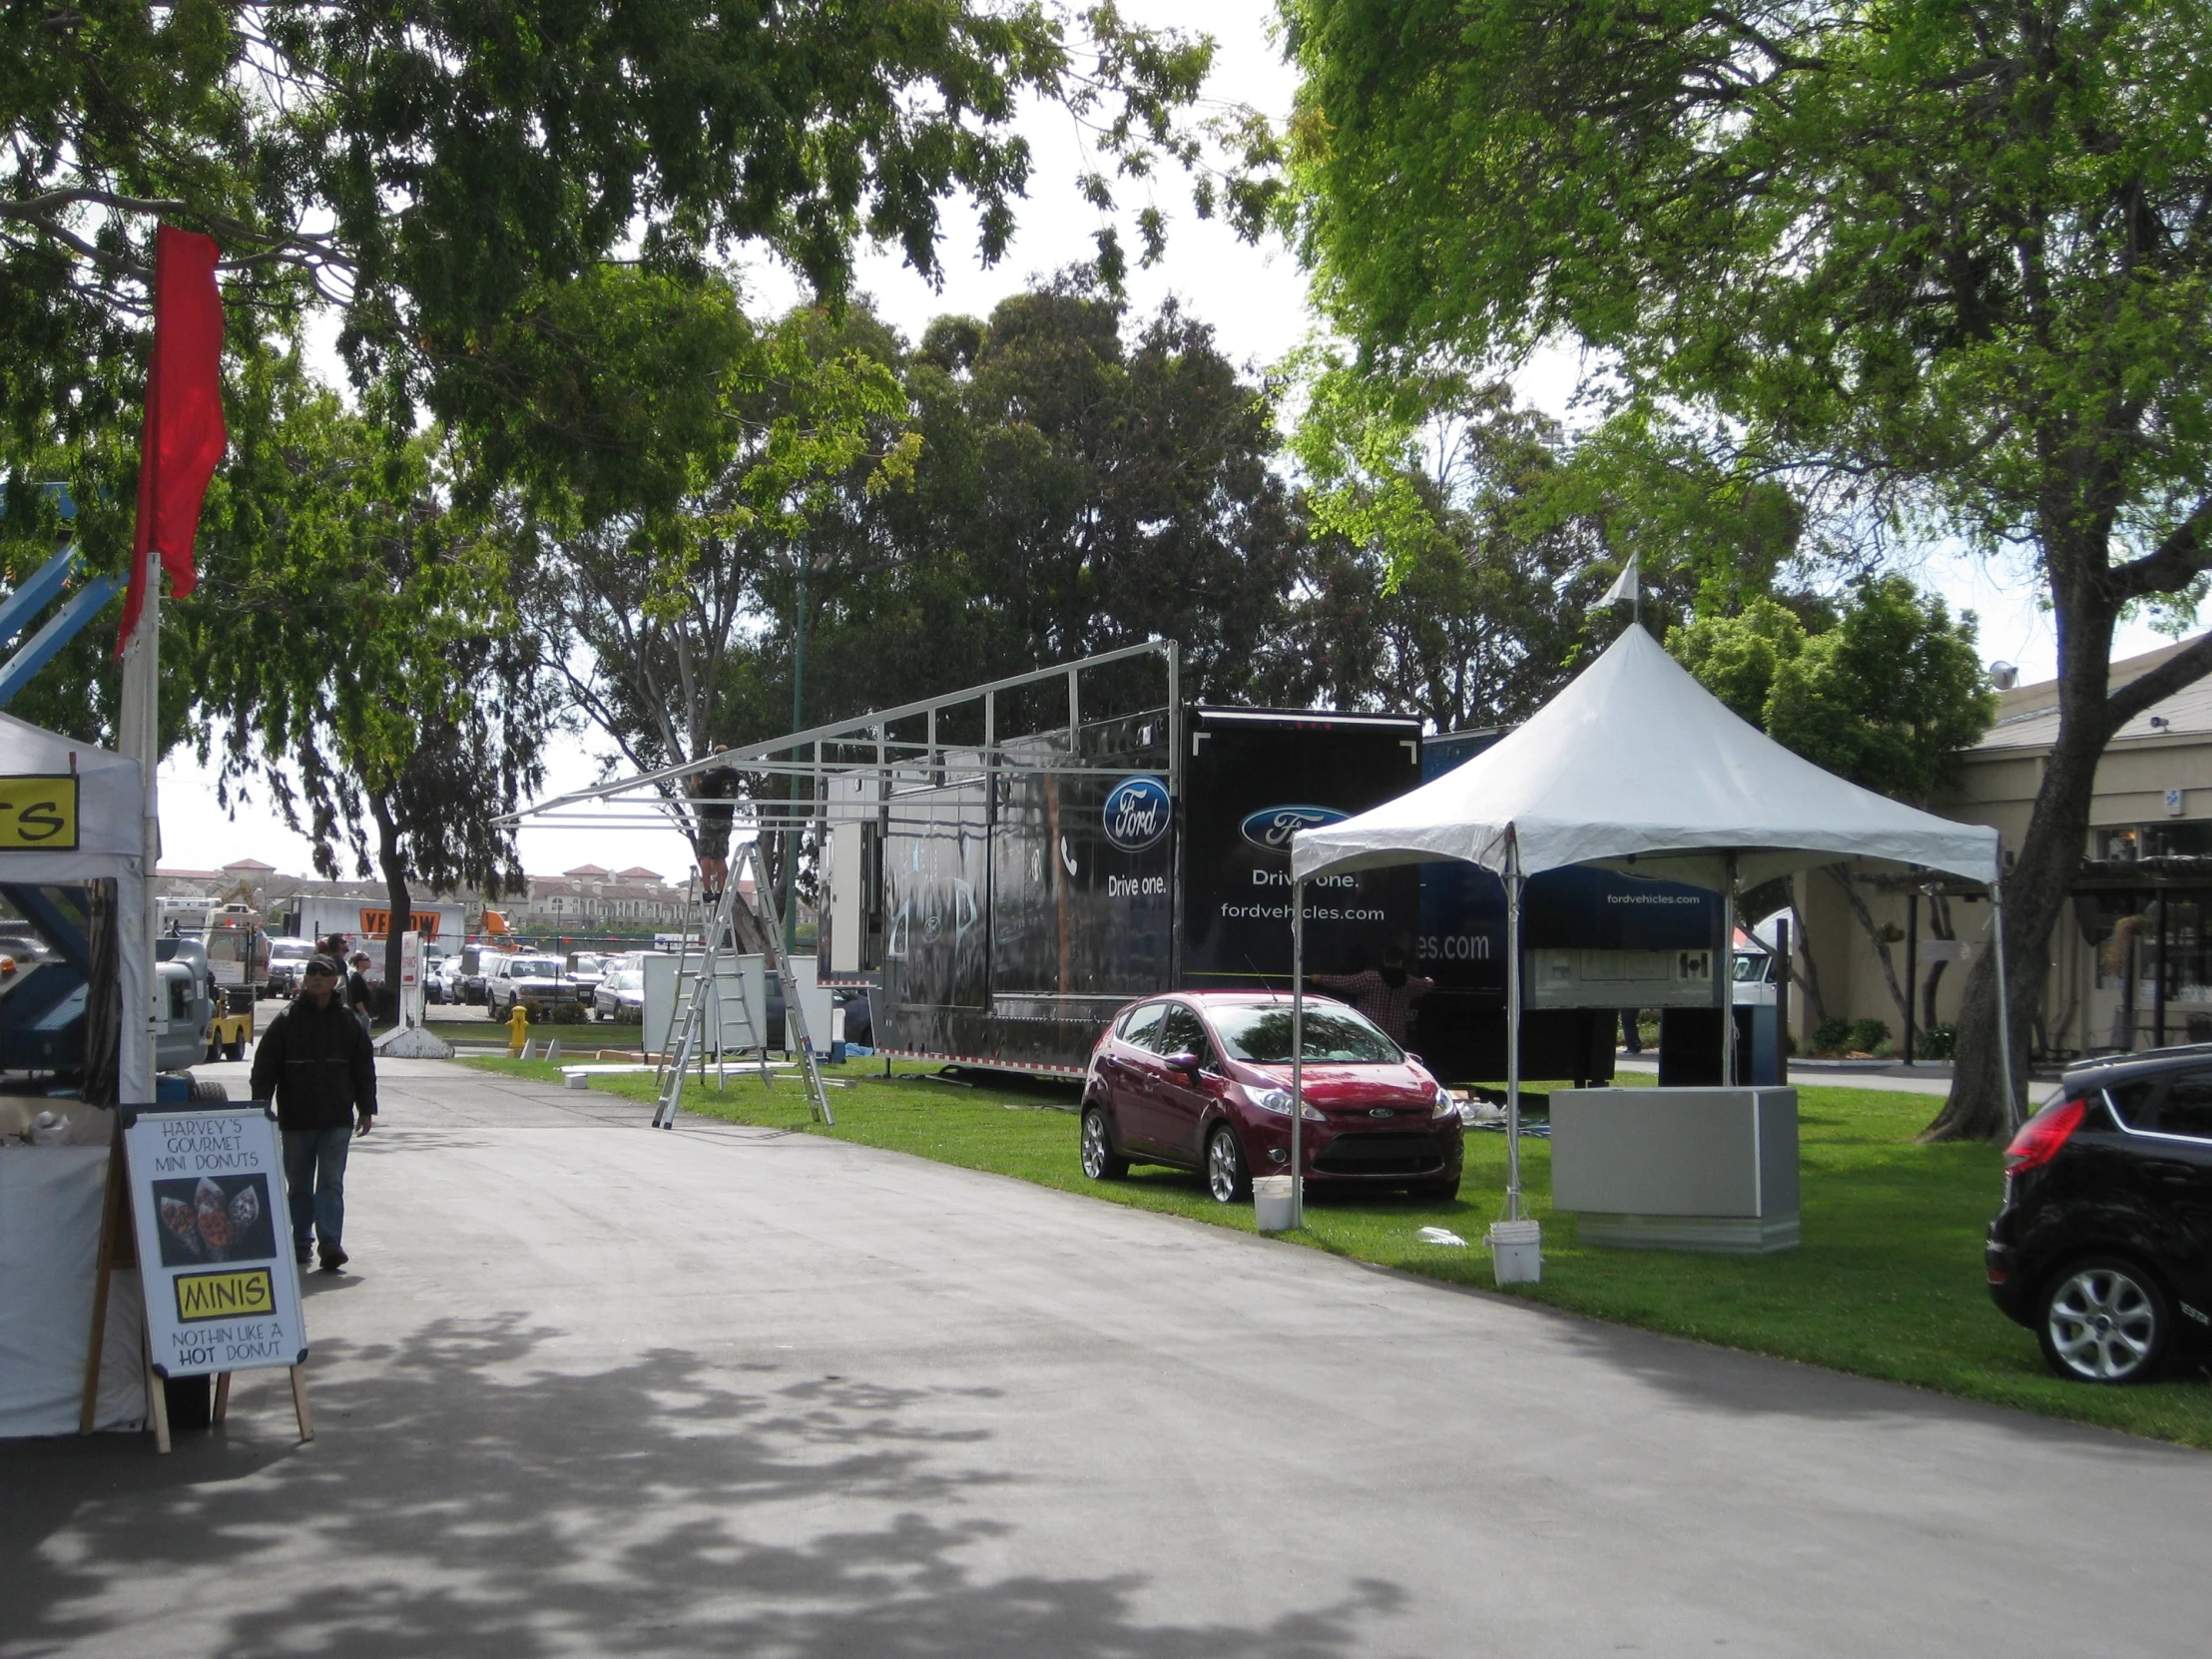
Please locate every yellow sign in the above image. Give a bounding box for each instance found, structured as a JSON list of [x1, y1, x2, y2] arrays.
[[0, 774, 77, 850], [174, 1267, 276, 1324]]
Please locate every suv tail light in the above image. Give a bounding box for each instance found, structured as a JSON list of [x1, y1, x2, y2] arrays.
[[2003, 1096, 2087, 1176]]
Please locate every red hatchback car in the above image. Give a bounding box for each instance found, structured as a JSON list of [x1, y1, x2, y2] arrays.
[[1079, 991, 1464, 1203]]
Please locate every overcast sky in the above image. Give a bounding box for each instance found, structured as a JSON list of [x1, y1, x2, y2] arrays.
[[152, 0, 2172, 881]]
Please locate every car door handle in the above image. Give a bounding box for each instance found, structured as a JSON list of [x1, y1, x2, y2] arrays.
[[2141, 1160, 2200, 1185]]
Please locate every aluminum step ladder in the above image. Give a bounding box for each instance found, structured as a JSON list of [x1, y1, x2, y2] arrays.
[[652, 841, 832, 1130]]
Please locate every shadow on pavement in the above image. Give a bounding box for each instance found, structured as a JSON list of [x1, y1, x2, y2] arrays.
[[1, 1311, 1405, 1659]]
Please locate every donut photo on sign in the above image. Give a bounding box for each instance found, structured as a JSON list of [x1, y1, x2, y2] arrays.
[[151, 1174, 276, 1267]]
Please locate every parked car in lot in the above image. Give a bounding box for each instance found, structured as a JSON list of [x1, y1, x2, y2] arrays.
[[265, 937, 314, 998], [1079, 991, 1463, 1203], [484, 953, 582, 1019], [590, 964, 646, 1022], [1987, 1046, 2212, 1383]]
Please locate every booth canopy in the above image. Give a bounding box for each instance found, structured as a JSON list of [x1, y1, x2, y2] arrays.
[[1291, 625, 2000, 891], [0, 711, 144, 869]]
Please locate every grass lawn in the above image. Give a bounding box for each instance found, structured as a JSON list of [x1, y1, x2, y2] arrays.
[[464, 1055, 2212, 1448]]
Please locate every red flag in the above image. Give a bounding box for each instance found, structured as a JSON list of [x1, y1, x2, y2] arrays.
[[118, 225, 226, 653]]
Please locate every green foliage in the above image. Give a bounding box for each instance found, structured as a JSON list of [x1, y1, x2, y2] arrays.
[[1668, 577, 1997, 803], [1666, 598, 1809, 727], [1284, 0, 2212, 563], [1812, 1017, 1853, 1054], [1849, 1018, 1893, 1055], [1918, 1022, 1957, 1061], [179, 349, 547, 900], [3, 2, 1226, 436], [1764, 579, 1998, 804], [1276, 354, 1604, 727]]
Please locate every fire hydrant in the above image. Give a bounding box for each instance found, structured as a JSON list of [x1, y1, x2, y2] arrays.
[[507, 1001, 531, 1058]]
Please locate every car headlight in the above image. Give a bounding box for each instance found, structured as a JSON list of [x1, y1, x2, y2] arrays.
[[1248, 1085, 1324, 1121], [1432, 1084, 1458, 1119]]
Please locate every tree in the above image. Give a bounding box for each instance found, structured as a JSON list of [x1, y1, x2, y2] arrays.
[[1273, 363, 1602, 727], [1284, 0, 2212, 1137], [1669, 578, 1998, 1043], [511, 278, 918, 923], [182, 350, 550, 995], [3, 1, 1229, 426]]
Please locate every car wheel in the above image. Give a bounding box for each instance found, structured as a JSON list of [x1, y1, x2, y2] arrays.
[[225, 1036, 246, 1062], [1407, 1174, 1460, 1201], [1080, 1106, 1129, 1180], [2038, 1256, 2171, 1383], [1205, 1124, 1251, 1204], [205, 1037, 221, 1064]]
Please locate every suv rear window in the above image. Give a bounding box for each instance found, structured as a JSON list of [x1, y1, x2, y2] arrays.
[[2118, 1068, 2212, 1139]]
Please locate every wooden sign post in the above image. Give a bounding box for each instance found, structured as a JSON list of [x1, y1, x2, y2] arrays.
[[83, 1103, 313, 1450]]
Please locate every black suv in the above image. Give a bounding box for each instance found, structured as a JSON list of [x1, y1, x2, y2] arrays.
[[1986, 1046, 2212, 1382]]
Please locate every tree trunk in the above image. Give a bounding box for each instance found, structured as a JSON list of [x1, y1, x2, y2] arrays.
[[1828, 867, 1910, 1033], [1788, 896, 1827, 1028], [369, 791, 412, 1026], [1924, 595, 2118, 1141]]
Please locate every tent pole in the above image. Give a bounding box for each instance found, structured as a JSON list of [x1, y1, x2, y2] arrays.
[[1505, 835, 1523, 1224], [1721, 851, 1737, 1089], [1992, 855, 2020, 1131], [1291, 877, 1305, 1228]]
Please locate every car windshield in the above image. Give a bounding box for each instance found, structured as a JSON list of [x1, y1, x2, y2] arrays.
[[271, 942, 311, 960], [1208, 1003, 1402, 1065], [511, 957, 563, 977], [606, 969, 640, 990]]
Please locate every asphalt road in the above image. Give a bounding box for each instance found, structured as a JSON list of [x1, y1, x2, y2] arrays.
[[4, 1060, 2206, 1658]]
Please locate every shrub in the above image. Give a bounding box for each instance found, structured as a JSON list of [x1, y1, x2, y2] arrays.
[[1850, 1017, 1892, 1054], [1812, 1016, 1853, 1054], [1916, 1022, 1956, 1061]]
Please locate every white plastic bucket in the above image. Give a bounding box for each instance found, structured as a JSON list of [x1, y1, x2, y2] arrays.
[[1253, 1175, 1297, 1233], [1488, 1218, 1543, 1284]]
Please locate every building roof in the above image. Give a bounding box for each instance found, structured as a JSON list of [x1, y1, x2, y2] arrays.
[[1973, 633, 2212, 754], [617, 865, 662, 881], [223, 857, 277, 871], [562, 863, 612, 878]]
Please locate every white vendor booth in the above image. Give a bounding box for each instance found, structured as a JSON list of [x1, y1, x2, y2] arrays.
[[0, 714, 157, 1435], [1290, 627, 2002, 1275]]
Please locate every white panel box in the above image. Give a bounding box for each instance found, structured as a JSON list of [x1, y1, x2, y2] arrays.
[[1549, 1087, 1800, 1254]]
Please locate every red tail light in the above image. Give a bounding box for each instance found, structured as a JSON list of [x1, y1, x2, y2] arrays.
[[2003, 1097, 2086, 1176]]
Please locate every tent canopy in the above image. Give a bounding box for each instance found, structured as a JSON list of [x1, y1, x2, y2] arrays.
[[1290, 626, 1999, 891], [0, 712, 151, 1101]]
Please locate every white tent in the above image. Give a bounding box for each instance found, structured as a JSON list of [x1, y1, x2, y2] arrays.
[[0, 713, 153, 1100], [1286, 627, 2005, 1226]]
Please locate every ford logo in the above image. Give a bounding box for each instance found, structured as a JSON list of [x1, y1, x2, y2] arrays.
[[1102, 777, 1172, 852], [1240, 804, 1350, 852]]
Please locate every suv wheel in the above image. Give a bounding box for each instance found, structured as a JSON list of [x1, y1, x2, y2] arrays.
[[1080, 1106, 1128, 1180], [1205, 1124, 1251, 1204], [2038, 1257, 2171, 1383]]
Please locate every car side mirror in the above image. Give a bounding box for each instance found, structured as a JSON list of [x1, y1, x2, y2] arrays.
[[1164, 1049, 1203, 1077]]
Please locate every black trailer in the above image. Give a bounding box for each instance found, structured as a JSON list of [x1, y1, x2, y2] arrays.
[[823, 688, 1427, 1074], [516, 644, 1745, 1085], [817, 652, 1723, 1081]]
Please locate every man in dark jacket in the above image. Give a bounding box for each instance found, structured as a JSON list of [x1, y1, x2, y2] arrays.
[[251, 955, 377, 1271]]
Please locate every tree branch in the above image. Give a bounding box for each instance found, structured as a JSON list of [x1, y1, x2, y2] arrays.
[[2106, 497, 2212, 603], [2106, 628, 2212, 728]]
